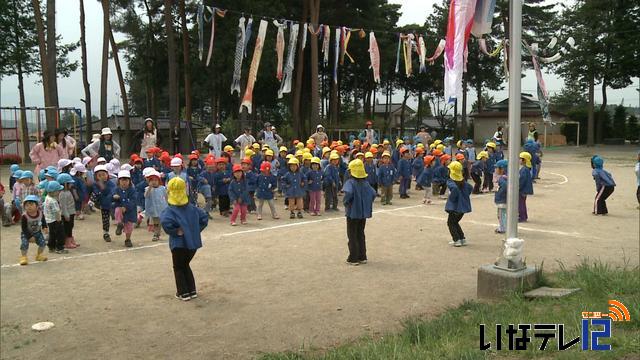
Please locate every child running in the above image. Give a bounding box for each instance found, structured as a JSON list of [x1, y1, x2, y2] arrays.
[[92, 165, 116, 242], [591, 155, 616, 215], [444, 161, 472, 247], [19, 195, 48, 265], [113, 170, 137, 247], [160, 177, 209, 301]]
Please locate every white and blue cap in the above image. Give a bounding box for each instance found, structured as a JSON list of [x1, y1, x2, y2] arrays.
[[46, 180, 64, 193], [12, 170, 23, 178], [10, 164, 20, 173], [19, 170, 34, 180], [57, 173, 74, 184], [22, 194, 40, 205]]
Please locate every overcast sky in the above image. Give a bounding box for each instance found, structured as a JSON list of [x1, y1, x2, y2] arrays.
[[1, 0, 638, 117]]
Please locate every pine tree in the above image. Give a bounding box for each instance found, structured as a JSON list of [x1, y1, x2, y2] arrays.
[[612, 104, 626, 138]]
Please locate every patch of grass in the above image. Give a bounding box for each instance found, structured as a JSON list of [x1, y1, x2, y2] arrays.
[[260, 260, 639, 360]]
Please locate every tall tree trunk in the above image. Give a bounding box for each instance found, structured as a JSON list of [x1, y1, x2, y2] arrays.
[[109, 30, 130, 153], [165, 0, 179, 151], [100, 0, 110, 127], [292, 0, 308, 138], [46, 0, 59, 126], [309, 0, 320, 126], [597, 79, 608, 143], [179, 0, 192, 122], [416, 89, 422, 131], [13, 0, 30, 161], [79, 0, 92, 143], [330, 78, 338, 126], [587, 70, 595, 146], [32, 0, 53, 130], [476, 78, 483, 112], [143, 0, 155, 118], [399, 88, 408, 135], [461, 76, 468, 137]]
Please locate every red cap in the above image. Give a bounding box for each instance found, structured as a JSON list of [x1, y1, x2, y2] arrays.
[[432, 149, 442, 156], [216, 157, 228, 164], [260, 161, 271, 172], [130, 154, 140, 162], [133, 157, 143, 164], [455, 153, 465, 161], [232, 164, 242, 172], [205, 158, 215, 166], [188, 154, 198, 161], [440, 154, 452, 165], [365, 120, 373, 126], [424, 155, 435, 165], [174, 153, 183, 159], [241, 158, 252, 165]]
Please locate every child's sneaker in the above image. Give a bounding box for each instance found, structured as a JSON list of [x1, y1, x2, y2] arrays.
[[115, 223, 124, 235], [152, 234, 160, 242], [272, 215, 280, 219], [35, 253, 48, 262], [189, 291, 198, 299], [175, 293, 191, 301], [103, 233, 112, 242], [453, 240, 462, 247], [19, 256, 28, 265], [345, 260, 359, 266], [460, 238, 468, 246], [289, 212, 295, 219], [296, 212, 303, 219], [55, 249, 69, 254], [241, 221, 247, 225], [230, 222, 237, 226], [124, 239, 132, 248], [257, 215, 262, 220]]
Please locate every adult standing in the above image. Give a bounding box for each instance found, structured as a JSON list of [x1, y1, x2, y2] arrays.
[[132, 118, 163, 155], [310, 124, 328, 147], [234, 127, 256, 159], [358, 121, 379, 145], [493, 126, 504, 145], [202, 124, 227, 157], [30, 129, 65, 175], [257, 122, 278, 150], [415, 126, 432, 146], [171, 126, 181, 154], [55, 128, 76, 158], [81, 127, 121, 162], [527, 123, 539, 143], [271, 126, 284, 147]]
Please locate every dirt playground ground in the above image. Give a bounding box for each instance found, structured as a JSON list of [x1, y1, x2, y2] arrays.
[[1, 146, 638, 359]]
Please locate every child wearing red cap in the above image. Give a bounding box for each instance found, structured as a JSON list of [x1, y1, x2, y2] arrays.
[[199, 157, 216, 218], [418, 155, 435, 204], [229, 164, 250, 226], [214, 158, 232, 217], [256, 162, 279, 220], [241, 158, 258, 213]]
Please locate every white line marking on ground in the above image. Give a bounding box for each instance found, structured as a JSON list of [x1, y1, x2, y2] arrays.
[[543, 171, 569, 187], [0, 204, 424, 269], [387, 212, 584, 237]]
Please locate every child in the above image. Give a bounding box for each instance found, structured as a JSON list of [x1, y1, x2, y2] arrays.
[[214, 158, 232, 217], [377, 151, 396, 205], [436, 154, 452, 198], [343, 159, 376, 265], [0, 182, 7, 227], [143, 147, 161, 170], [199, 157, 217, 218], [92, 165, 115, 242], [471, 151, 488, 194], [18, 195, 48, 265], [322, 153, 341, 211], [256, 161, 279, 220], [283, 158, 306, 219], [186, 154, 201, 205], [14, 171, 38, 215], [364, 152, 378, 194], [397, 148, 412, 199], [9, 164, 20, 191], [145, 170, 167, 241], [494, 160, 508, 234], [412, 147, 425, 190], [228, 164, 251, 226], [160, 177, 209, 301], [591, 155, 616, 215], [44, 180, 67, 254], [483, 142, 496, 192], [418, 155, 435, 204], [518, 152, 534, 222], [70, 163, 88, 220], [444, 161, 472, 247], [241, 158, 257, 213], [57, 173, 79, 249], [307, 157, 323, 216], [113, 170, 137, 247]]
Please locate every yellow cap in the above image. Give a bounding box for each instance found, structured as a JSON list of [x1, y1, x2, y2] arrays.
[[262, 144, 270, 150], [329, 153, 340, 160], [476, 151, 489, 160], [224, 145, 234, 152], [286, 154, 294, 159], [337, 140, 343, 146], [519, 151, 532, 168], [288, 157, 300, 165], [348, 159, 367, 179], [448, 161, 464, 181], [429, 143, 436, 149], [311, 157, 321, 164], [295, 142, 304, 149], [434, 139, 442, 145], [355, 152, 365, 158], [167, 177, 189, 206], [371, 144, 379, 149], [295, 150, 303, 157], [417, 143, 425, 149], [279, 146, 288, 153], [456, 140, 463, 148], [395, 139, 404, 146], [382, 151, 391, 158], [436, 144, 445, 151], [383, 139, 390, 145], [302, 148, 311, 154], [303, 152, 313, 161], [322, 147, 332, 155], [252, 143, 260, 149], [306, 138, 315, 144], [486, 142, 496, 149], [365, 152, 374, 159], [265, 149, 274, 157], [244, 149, 255, 158]]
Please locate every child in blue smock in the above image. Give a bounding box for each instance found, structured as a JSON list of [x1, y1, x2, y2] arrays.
[[214, 158, 232, 217], [199, 158, 217, 218], [518, 152, 534, 222], [241, 158, 257, 213], [417, 155, 435, 204], [397, 148, 412, 198], [307, 157, 323, 216], [160, 177, 208, 301], [229, 164, 251, 226], [483, 142, 497, 191], [283, 158, 306, 219], [256, 161, 279, 220], [494, 160, 508, 233], [323, 153, 341, 211], [364, 152, 378, 194], [186, 155, 202, 205], [343, 159, 376, 265], [591, 155, 616, 215], [471, 151, 487, 194], [112, 170, 137, 247], [435, 154, 452, 198], [92, 165, 115, 242], [445, 161, 473, 247], [377, 152, 396, 205], [144, 170, 167, 241], [412, 148, 425, 190]]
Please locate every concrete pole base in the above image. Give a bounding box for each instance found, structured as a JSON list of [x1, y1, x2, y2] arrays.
[[477, 264, 540, 300]]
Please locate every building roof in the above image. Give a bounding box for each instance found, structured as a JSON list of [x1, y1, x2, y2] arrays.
[[358, 103, 416, 115], [71, 116, 204, 132], [469, 93, 566, 119]]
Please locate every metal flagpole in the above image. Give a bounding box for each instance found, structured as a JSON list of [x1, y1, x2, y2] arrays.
[[495, 0, 524, 271]]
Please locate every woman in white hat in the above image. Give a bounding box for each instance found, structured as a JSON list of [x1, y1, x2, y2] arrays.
[[81, 127, 121, 162], [202, 124, 227, 157]]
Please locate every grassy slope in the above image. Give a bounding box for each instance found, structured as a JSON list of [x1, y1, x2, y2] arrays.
[[260, 260, 640, 360]]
